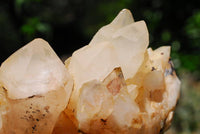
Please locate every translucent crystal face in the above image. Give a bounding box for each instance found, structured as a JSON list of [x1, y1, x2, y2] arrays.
[[65, 9, 180, 134], [0, 38, 70, 99], [69, 9, 149, 91], [0, 39, 73, 133]]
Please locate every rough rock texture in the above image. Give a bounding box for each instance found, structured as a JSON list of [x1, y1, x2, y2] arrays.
[[0, 39, 73, 134], [65, 9, 180, 134]]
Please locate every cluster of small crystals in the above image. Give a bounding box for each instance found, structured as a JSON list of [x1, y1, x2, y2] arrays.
[[65, 9, 181, 134]]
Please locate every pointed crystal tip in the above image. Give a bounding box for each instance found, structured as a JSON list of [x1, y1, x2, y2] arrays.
[[111, 9, 134, 25], [0, 38, 68, 99]]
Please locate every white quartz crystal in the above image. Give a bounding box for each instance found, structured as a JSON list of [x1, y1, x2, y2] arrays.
[[0, 38, 73, 134], [89, 9, 135, 46], [0, 38, 70, 99], [69, 9, 149, 91]]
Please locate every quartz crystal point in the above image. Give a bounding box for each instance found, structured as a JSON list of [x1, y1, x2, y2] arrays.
[[65, 9, 180, 134], [0, 39, 73, 134]]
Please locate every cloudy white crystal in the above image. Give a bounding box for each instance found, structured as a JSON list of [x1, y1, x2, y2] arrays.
[[69, 9, 149, 90], [0, 38, 70, 99]]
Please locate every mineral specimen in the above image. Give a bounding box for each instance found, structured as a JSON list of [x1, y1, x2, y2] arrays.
[[0, 39, 73, 134], [65, 9, 180, 134], [0, 9, 180, 134]]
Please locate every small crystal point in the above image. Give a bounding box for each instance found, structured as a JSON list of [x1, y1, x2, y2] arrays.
[[111, 9, 134, 26], [89, 9, 135, 46]]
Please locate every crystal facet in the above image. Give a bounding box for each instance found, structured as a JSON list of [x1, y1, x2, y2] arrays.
[[0, 39, 73, 134]]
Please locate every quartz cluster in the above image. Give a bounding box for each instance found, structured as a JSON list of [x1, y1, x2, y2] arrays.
[[0, 9, 180, 134], [65, 9, 180, 134]]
